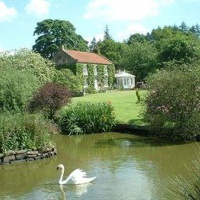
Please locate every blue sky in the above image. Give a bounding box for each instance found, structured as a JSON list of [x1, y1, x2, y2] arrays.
[[0, 0, 200, 52]]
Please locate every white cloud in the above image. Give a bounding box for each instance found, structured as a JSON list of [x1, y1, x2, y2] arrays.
[[0, 1, 17, 22], [84, 0, 174, 22], [94, 33, 104, 41], [0, 45, 4, 52], [86, 33, 104, 46], [25, 0, 51, 17], [117, 24, 149, 41]]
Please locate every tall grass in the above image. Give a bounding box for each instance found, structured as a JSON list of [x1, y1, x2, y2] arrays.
[[57, 101, 115, 135], [169, 150, 200, 199], [0, 113, 54, 153]]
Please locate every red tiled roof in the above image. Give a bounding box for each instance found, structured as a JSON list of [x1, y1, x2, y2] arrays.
[[63, 49, 113, 65]]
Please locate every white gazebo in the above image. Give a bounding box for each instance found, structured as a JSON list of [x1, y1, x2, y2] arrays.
[[115, 70, 135, 89]]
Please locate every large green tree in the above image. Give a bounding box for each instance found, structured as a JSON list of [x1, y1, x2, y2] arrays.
[[126, 33, 148, 44], [121, 41, 157, 81], [98, 39, 127, 69], [33, 19, 88, 59], [158, 32, 200, 65]]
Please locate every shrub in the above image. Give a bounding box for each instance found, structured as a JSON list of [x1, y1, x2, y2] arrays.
[[144, 63, 200, 141], [0, 49, 55, 85], [0, 67, 39, 114], [0, 113, 54, 153], [53, 68, 82, 93], [28, 82, 71, 119], [57, 102, 116, 135], [85, 86, 96, 94]]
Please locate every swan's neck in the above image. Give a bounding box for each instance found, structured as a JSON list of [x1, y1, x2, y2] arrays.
[[59, 166, 70, 185], [59, 166, 65, 184]]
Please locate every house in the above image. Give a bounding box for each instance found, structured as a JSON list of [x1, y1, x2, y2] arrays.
[[52, 47, 115, 91], [115, 70, 135, 89]]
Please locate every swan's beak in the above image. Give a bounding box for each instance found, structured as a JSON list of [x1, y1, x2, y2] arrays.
[[56, 166, 59, 170]]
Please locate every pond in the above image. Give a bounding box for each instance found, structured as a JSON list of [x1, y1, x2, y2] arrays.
[[0, 132, 199, 200]]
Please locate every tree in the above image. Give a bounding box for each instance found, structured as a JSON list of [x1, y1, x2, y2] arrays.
[[126, 33, 147, 45], [157, 31, 200, 65], [104, 25, 112, 40], [98, 39, 126, 68], [33, 19, 88, 59], [179, 21, 189, 33], [121, 41, 157, 81], [89, 37, 97, 52]]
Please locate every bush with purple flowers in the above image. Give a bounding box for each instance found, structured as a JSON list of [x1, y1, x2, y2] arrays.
[[144, 63, 200, 141]]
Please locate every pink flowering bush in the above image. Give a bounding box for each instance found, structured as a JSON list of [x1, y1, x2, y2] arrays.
[[144, 63, 200, 141]]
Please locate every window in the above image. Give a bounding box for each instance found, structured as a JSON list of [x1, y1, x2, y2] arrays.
[[83, 65, 88, 75], [83, 76, 88, 88], [104, 65, 108, 75], [94, 65, 97, 75], [104, 76, 108, 86]]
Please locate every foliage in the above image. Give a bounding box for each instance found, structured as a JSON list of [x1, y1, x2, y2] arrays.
[[169, 151, 200, 199], [0, 113, 54, 153], [107, 64, 116, 87], [33, 19, 88, 58], [98, 39, 126, 68], [85, 86, 96, 94], [126, 33, 148, 44], [53, 68, 82, 92], [97, 65, 105, 88], [104, 25, 112, 40], [89, 37, 98, 52], [0, 49, 55, 85], [121, 41, 157, 81], [87, 64, 95, 87], [28, 82, 71, 119], [0, 67, 39, 114], [75, 63, 84, 91], [144, 63, 200, 140], [54, 62, 115, 92], [157, 31, 200, 65], [57, 102, 116, 135]]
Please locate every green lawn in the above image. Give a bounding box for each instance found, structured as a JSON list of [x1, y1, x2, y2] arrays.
[[72, 90, 147, 125]]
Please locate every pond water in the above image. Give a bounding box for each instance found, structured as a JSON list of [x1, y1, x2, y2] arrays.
[[0, 132, 199, 200]]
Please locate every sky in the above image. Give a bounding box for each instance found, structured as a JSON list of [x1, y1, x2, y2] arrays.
[[0, 0, 200, 52]]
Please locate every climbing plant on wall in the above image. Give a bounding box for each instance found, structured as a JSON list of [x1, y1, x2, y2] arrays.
[[87, 64, 95, 87], [55, 63, 116, 92], [108, 65, 115, 87], [75, 63, 84, 90], [97, 65, 104, 88]]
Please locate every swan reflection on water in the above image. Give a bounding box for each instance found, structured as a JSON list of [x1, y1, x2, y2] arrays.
[[59, 183, 92, 199]]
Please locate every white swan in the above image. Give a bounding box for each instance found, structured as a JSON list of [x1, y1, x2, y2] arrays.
[[56, 164, 96, 185]]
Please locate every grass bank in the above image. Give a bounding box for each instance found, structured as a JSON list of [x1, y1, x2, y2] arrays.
[[72, 90, 147, 125]]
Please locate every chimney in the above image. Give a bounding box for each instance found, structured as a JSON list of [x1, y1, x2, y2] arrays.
[[61, 45, 65, 50]]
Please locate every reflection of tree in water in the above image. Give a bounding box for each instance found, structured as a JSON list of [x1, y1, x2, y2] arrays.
[[95, 137, 180, 148]]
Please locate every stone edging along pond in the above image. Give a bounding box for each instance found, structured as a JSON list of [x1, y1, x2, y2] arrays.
[[0, 148, 57, 165], [0, 124, 148, 165]]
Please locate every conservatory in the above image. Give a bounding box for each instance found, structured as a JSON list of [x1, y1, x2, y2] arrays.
[[115, 70, 135, 89]]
